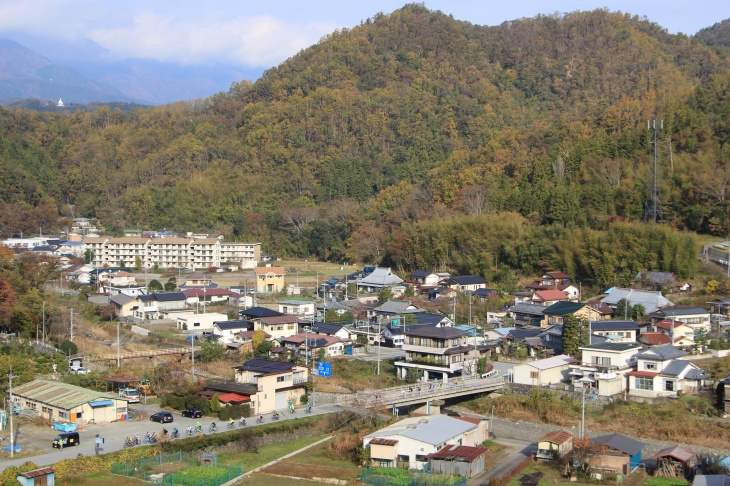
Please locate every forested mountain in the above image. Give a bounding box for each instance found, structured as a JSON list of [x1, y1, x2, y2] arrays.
[[0, 5, 728, 287]]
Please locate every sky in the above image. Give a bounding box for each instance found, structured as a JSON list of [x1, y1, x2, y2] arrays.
[[1, 0, 729, 70]]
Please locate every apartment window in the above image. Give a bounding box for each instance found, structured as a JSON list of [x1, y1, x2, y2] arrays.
[[645, 362, 657, 370], [453, 355, 461, 363], [664, 380, 675, 391], [635, 377, 653, 390], [420, 338, 428, 346], [530, 371, 539, 379], [277, 375, 291, 383], [592, 356, 611, 366], [288, 324, 294, 330]]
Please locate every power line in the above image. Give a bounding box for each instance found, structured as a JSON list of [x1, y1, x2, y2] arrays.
[[644, 119, 663, 223]]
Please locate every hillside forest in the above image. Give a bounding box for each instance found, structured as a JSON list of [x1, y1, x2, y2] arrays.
[[1, 5, 729, 288]]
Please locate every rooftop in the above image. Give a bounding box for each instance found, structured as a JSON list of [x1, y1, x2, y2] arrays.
[[13, 380, 120, 410], [363, 415, 477, 447]]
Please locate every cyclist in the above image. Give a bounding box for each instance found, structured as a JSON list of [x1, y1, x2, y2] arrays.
[[239, 416, 246, 426], [172, 427, 179, 439], [306, 403, 312, 413], [209, 421, 217, 432], [258, 413, 264, 423], [228, 417, 235, 429], [195, 421, 202, 432]]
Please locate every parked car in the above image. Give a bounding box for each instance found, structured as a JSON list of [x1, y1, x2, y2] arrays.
[[70, 367, 90, 375], [150, 412, 174, 423], [181, 408, 202, 418]]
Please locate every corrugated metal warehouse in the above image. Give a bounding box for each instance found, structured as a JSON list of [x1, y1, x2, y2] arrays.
[[12, 380, 128, 425]]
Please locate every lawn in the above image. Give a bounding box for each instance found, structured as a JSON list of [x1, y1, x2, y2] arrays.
[[60, 471, 149, 485]]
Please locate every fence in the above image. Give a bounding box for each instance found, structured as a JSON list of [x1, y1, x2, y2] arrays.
[[111, 451, 244, 485], [361, 467, 466, 486]]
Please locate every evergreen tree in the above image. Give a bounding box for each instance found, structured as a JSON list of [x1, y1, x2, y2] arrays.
[[562, 314, 588, 358]]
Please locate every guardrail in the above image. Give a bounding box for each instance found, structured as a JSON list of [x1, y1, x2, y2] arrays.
[[86, 346, 190, 362]]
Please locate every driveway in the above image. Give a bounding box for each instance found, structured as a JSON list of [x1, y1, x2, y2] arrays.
[[469, 438, 536, 486], [0, 403, 343, 470]]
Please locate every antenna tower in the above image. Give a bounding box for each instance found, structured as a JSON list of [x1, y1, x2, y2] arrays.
[[644, 119, 663, 223]]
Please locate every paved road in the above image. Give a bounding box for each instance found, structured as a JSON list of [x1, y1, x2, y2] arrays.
[[0, 403, 343, 471], [468, 438, 535, 486]]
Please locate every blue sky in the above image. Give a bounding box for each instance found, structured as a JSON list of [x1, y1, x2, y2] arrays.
[[1, 1, 728, 69]]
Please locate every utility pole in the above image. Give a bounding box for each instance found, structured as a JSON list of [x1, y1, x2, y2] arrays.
[[8, 365, 17, 457], [69, 309, 74, 342], [42, 300, 45, 345], [452, 293, 457, 324], [580, 383, 586, 439], [377, 316, 382, 375], [117, 321, 121, 368], [305, 327, 309, 368], [344, 263, 348, 301], [191, 334, 195, 385]]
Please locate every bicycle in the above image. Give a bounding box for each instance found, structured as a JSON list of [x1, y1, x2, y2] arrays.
[[186, 426, 194, 436], [133, 435, 141, 445], [123, 437, 133, 448], [288, 407, 296, 414], [171, 428, 180, 439], [272, 412, 280, 421], [239, 417, 246, 427], [227, 421, 235, 430], [195, 424, 203, 434], [209, 422, 218, 432], [257, 415, 264, 424]]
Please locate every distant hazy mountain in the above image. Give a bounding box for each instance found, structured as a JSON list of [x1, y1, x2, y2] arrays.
[[0, 38, 137, 104], [0, 33, 262, 105]]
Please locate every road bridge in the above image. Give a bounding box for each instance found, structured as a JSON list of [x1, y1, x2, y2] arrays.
[[334, 372, 506, 411]]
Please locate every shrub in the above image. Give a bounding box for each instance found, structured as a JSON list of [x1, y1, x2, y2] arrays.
[[218, 404, 251, 420]]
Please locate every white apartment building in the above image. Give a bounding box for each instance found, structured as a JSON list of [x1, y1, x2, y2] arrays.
[[83, 237, 260, 270]]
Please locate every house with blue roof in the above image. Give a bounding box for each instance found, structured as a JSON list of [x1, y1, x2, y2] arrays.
[[590, 321, 639, 343]]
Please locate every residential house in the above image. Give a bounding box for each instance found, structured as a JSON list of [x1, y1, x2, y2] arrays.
[[637, 332, 672, 347], [184, 287, 240, 307], [148, 291, 188, 313], [537, 430, 574, 460], [473, 288, 499, 301], [395, 326, 484, 381], [308, 322, 354, 341], [647, 307, 711, 335], [182, 272, 213, 288], [649, 320, 696, 347], [257, 315, 299, 341], [280, 333, 352, 359], [635, 271, 677, 291], [110, 293, 137, 318], [315, 301, 351, 320], [526, 272, 572, 291], [176, 312, 229, 334], [628, 345, 708, 399], [233, 358, 308, 414], [211, 320, 255, 342], [531, 290, 569, 306], [408, 270, 440, 288], [239, 306, 283, 320], [568, 342, 643, 396], [543, 302, 603, 328], [278, 300, 315, 317], [357, 267, 404, 293], [362, 415, 489, 470], [371, 300, 423, 321], [590, 321, 639, 343], [135, 294, 160, 320], [706, 298, 730, 321], [439, 275, 488, 292], [255, 266, 285, 293], [502, 328, 545, 357], [512, 355, 577, 386], [601, 288, 673, 314], [587, 300, 615, 320], [108, 270, 137, 286], [427, 287, 460, 301], [508, 303, 548, 327], [588, 433, 645, 475]]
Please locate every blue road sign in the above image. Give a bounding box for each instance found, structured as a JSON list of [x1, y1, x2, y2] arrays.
[[317, 362, 332, 377]]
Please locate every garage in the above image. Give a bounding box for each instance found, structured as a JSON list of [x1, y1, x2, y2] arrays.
[[89, 399, 115, 423], [275, 392, 288, 410]]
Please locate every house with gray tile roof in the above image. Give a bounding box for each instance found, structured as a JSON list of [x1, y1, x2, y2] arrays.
[[601, 288, 673, 314], [628, 345, 708, 399]]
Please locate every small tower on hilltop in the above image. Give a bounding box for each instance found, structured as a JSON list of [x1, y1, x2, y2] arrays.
[[57, 98, 64, 107]]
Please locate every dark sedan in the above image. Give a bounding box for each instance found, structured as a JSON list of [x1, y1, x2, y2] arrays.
[[181, 408, 202, 418], [150, 411, 174, 423]]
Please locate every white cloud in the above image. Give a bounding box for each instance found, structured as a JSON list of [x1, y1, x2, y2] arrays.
[[87, 10, 335, 66]]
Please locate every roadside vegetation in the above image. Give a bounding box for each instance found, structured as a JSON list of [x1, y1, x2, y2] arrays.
[[465, 387, 730, 450]]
